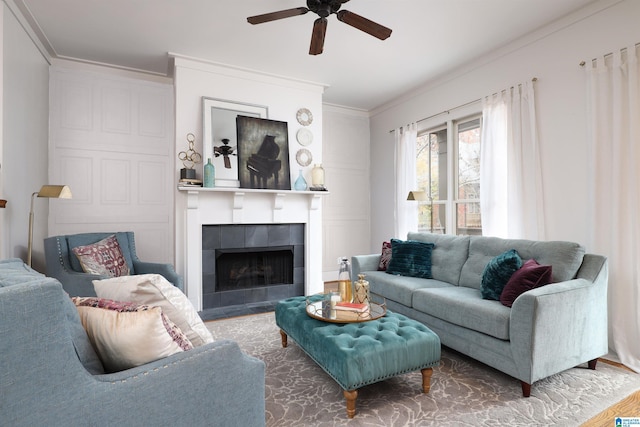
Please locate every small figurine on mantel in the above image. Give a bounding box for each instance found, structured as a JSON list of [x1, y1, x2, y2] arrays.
[[178, 133, 203, 187]]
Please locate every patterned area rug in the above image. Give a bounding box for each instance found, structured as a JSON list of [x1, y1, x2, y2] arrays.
[[206, 312, 640, 426]]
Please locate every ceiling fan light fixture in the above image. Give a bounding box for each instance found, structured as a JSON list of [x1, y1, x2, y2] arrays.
[[247, 0, 392, 55]]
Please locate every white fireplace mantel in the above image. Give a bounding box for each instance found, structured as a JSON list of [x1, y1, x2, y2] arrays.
[[178, 186, 328, 310]]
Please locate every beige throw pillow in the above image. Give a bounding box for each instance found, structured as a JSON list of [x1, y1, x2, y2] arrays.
[[93, 274, 214, 347], [72, 297, 193, 372]]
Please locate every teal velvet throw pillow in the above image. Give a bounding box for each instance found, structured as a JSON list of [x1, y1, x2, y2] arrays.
[[481, 249, 523, 300], [386, 239, 435, 279]]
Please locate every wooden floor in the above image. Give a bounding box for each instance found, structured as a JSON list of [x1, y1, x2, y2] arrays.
[[324, 282, 640, 423], [581, 359, 640, 426]]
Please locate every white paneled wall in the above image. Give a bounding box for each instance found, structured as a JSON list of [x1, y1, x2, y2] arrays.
[[48, 65, 175, 264], [322, 105, 371, 280]]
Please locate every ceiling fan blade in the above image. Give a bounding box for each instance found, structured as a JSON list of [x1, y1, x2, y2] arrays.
[[247, 7, 309, 25], [336, 10, 392, 40], [309, 18, 328, 55]]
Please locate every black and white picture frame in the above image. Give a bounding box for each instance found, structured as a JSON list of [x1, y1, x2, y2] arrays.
[[236, 116, 291, 190], [202, 97, 268, 187]]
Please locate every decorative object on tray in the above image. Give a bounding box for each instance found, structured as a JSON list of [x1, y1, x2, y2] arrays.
[[296, 148, 313, 167], [296, 128, 313, 146], [338, 257, 352, 303], [353, 274, 370, 305], [202, 97, 268, 188], [310, 163, 327, 191], [334, 301, 369, 313], [236, 116, 291, 190], [296, 108, 313, 126], [178, 133, 202, 186], [294, 169, 308, 191]]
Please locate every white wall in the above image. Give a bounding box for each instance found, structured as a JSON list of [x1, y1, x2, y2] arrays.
[[171, 55, 325, 284], [322, 104, 371, 280], [368, 0, 640, 251], [48, 63, 175, 265], [0, 2, 49, 269]]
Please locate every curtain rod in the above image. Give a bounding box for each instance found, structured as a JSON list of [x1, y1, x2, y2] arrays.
[[389, 77, 538, 133], [579, 42, 640, 66]]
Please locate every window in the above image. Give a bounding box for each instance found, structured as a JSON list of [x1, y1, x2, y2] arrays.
[[416, 115, 482, 236]]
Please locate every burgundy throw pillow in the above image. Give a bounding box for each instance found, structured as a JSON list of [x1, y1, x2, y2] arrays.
[[378, 241, 392, 271], [500, 259, 552, 307]]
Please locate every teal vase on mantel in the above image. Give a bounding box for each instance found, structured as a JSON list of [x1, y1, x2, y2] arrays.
[[204, 158, 215, 188], [294, 169, 307, 191]]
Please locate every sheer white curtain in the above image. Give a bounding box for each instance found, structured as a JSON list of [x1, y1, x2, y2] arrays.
[[394, 123, 418, 239], [586, 45, 640, 372], [480, 80, 545, 239]]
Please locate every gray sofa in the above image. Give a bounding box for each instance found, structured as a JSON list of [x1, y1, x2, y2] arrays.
[[0, 258, 265, 426], [352, 232, 608, 397]]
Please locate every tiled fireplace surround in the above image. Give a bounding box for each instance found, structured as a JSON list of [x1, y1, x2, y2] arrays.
[[181, 188, 325, 313], [201, 223, 305, 310]]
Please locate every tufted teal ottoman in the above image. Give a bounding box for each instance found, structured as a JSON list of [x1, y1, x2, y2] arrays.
[[275, 296, 441, 418]]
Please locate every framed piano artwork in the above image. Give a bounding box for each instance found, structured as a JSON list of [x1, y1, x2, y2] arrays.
[[236, 116, 291, 190], [202, 97, 269, 188]]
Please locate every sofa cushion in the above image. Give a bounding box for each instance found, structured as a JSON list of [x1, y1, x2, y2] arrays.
[[412, 286, 512, 340], [481, 249, 523, 300], [93, 274, 214, 346], [364, 271, 451, 307], [500, 259, 552, 307], [459, 236, 585, 289], [67, 232, 135, 274], [386, 239, 434, 279], [407, 232, 470, 285], [378, 241, 392, 271], [73, 297, 193, 372]]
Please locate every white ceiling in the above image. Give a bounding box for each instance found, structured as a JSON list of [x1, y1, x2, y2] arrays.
[[17, 0, 598, 111]]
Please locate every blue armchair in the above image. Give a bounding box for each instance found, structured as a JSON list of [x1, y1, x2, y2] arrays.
[[44, 232, 183, 297]]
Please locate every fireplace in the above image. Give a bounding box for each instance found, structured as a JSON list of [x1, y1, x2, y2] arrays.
[[202, 224, 304, 310]]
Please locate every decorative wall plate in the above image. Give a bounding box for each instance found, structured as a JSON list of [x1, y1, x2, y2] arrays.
[[296, 148, 313, 167], [296, 108, 313, 126], [296, 128, 313, 146]]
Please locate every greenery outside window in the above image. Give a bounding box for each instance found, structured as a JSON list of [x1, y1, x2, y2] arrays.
[[416, 115, 482, 236]]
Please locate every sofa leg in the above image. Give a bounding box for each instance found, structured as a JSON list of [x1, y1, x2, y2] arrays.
[[588, 359, 598, 370], [279, 330, 288, 348], [521, 381, 531, 397]]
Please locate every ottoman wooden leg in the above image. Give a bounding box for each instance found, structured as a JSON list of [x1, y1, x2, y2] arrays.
[[343, 389, 358, 418], [421, 368, 433, 393], [279, 330, 288, 348]]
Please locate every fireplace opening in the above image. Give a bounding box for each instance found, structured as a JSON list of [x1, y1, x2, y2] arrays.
[[216, 246, 293, 291]]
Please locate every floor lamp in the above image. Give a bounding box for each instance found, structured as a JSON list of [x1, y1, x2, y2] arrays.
[[28, 185, 72, 267]]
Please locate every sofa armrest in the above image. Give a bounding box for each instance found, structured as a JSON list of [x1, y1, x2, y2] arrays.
[[510, 254, 608, 384], [93, 340, 265, 426], [133, 260, 184, 291], [351, 254, 381, 277]]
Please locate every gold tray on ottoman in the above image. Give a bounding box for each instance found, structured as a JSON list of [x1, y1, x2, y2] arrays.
[[305, 294, 386, 323]]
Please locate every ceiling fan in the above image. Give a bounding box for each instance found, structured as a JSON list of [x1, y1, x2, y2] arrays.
[[247, 0, 392, 55]]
